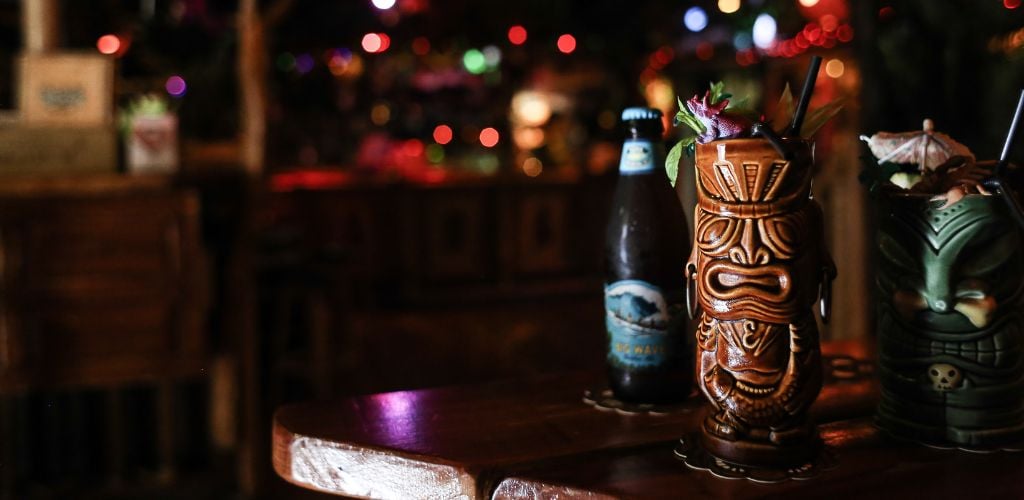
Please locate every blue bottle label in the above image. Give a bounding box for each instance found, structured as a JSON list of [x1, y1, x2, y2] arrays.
[[604, 280, 680, 368], [619, 139, 658, 174]]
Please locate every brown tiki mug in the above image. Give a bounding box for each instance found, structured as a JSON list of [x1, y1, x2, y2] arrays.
[[687, 138, 836, 467]]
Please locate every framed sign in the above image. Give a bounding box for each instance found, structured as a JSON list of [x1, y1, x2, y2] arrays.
[[18, 53, 114, 126]]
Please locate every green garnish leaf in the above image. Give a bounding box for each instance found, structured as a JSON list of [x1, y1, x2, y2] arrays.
[[800, 98, 845, 137], [666, 140, 683, 187], [771, 83, 794, 134]]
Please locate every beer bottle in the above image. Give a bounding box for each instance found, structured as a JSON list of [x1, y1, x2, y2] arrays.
[[604, 107, 692, 404]]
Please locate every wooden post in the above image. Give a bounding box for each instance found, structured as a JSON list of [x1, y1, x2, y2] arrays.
[[237, 0, 267, 177], [22, 0, 58, 53]]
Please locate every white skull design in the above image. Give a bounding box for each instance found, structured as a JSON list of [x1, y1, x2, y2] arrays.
[[928, 363, 962, 392]]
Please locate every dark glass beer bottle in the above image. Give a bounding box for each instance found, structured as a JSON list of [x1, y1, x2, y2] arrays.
[[604, 107, 692, 404]]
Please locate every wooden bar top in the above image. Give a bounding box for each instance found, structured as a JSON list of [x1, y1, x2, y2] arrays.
[[493, 417, 1024, 499], [272, 342, 876, 498]]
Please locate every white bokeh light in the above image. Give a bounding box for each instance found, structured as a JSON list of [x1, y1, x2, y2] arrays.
[[684, 7, 708, 32], [752, 13, 777, 49], [371, 0, 396, 10]]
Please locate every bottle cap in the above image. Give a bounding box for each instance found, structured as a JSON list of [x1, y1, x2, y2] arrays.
[[621, 107, 663, 122]]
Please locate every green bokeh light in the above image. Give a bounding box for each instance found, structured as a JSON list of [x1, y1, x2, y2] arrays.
[[463, 49, 487, 74], [426, 144, 445, 163]]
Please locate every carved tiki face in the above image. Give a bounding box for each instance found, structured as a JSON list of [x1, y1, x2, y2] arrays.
[[876, 193, 1024, 447], [691, 139, 828, 434]]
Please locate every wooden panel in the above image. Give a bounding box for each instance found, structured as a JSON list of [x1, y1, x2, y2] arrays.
[[0, 187, 208, 390], [0, 126, 117, 175], [514, 192, 569, 274], [419, 190, 491, 281], [272, 342, 876, 499]]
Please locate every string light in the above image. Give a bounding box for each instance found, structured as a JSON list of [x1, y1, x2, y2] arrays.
[[165, 75, 187, 97], [752, 14, 777, 49], [371, 103, 390, 125], [718, 0, 740, 14], [557, 34, 576, 54], [522, 157, 543, 177], [684, 7, 708, 32], [696, 42, 714, 61], [96, 34, 120, 55], [825, 58, 845, 78], [508, 25, 528, 45], [479, 127, 500, 147], [412, 37, 431, 55], [362, 33, 390, 53], [433, 125, 453, 145], [463, 49, 487, 74]]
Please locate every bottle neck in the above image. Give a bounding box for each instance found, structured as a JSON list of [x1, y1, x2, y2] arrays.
[[619, 137, 663, 175]]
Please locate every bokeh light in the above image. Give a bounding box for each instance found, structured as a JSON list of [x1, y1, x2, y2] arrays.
[[371, 103, 391, 125], [718, 0, 740, 14], [479, 127, 500, 147], [295, 53, 315, 74], [696, 42, 714, 60], [511, 91, 552, 127], [463, 49, 487, 74], [799, 0, 820, 6], [1007, 0, 1022, 8], [425, 144, 445, 163], [522, 157, 543, 177], [684, 7, 708, 32], [557, 34, 576, 54], [433, 124, 453, 145], [96, 34, 120, 55], [165, 75, 187, 97], [508, 25, 528, 45], [513, 127, 545, 150], [371, 0, 396, 9], [412, 37, 431, 55], [362, 33, 385, 53], [825, 58, 845, 78], [752, 14, 777, 49], [483, 45, 502, 68]]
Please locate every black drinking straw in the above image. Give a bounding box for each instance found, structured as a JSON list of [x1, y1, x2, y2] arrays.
[[996, 89, 1024, 174], [788, 55, 823, 137], [984, 88, 1024, 230]]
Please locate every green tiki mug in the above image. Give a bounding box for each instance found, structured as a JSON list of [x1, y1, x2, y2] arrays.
[[875, 191, 1024, 448]]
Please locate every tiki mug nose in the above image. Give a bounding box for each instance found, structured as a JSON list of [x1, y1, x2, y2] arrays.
[[727, 219, 771, 266]]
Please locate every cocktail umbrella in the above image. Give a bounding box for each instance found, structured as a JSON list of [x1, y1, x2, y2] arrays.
[[860, 119, 974, 172]]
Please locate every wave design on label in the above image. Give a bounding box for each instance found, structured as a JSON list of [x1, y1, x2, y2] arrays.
[[619, 139, 656, 174], [605, 279, 679, 368]]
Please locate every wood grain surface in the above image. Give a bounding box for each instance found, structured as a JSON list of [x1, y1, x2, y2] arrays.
[[272, 342, 876, 498], [492, 417, 1024, 499]]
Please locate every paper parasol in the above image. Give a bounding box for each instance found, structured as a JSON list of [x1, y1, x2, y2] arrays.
[[860, 119, 974, 172]]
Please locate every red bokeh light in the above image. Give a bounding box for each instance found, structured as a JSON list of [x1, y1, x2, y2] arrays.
[[402, 139, 425, 157], [479, 127, 500, 147], [412, 37, 430, 55], [557, 34, 576, 54], [508, 25, 528, 45], [836, 25, 854, 42], [362, 33, 383, 53], [433, 125, 453, 145], [1006, 0, 1021, 9], [695, 42, 714, 61], [96, 34, 120, 55]]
